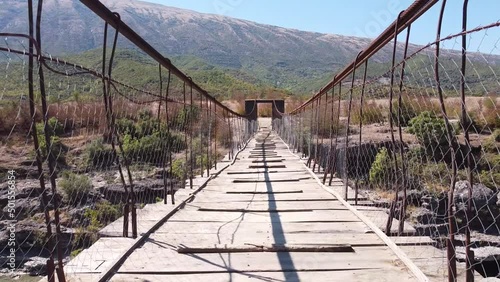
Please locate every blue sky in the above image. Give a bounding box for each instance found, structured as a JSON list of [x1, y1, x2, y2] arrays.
[[143, 0, 500, 54]]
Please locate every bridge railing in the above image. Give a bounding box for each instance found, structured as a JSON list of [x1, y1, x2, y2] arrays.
[[0, 0, 257, 280], [275, 0, 499, 280]]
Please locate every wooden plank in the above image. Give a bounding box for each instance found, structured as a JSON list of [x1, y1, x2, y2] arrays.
[[232, 177, 310, 183], [151, 232, 387, 247], [176, 244, 354, 253], [118, 247, 405, 273], [391, 236, 436, 246], [151, 221, 369, 235], [164, 210, 361, 223], [189, 200, 347, 211], [111, 269, 417, 282], [301, 156, 429, 282], [248, 165, 286, 169], [225, 190, 303, 194]]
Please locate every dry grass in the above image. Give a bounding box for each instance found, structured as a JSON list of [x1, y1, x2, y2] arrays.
[[350, 100, 385, 125]]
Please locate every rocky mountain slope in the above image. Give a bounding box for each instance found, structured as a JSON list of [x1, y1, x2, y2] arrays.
[[0, 0, 393, 93], [1, 0, 499, 94]]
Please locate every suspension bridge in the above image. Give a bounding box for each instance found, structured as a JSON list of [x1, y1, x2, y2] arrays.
[[0, 0, 499, 281]]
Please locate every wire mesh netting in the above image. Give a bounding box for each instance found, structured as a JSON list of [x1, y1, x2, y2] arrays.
[[0, 1, 256, 281], [275, 1, 499, 281], [1, 0, 499, 281]]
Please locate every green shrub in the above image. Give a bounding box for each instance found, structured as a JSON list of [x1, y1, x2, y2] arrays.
[[476, 153, 500, 173], [37, 135, 67, 163], [59, 172, 93, 206], [172, 158, 186, 181], [478, 170, 499, 191], [419, 162, 450, 188], [316, 118, 346, 137], [369, 147, 395, 189], [70, 248, 83, 258], [84, 201, 121, 228], [196, 153, 209, 169], [362, 103, 385, 125], [116, 117, 136, 136], [494, 129, 500, 143], [84, 138, 116, 169], [122, 131, 185, 165], [74, 201, 121, 249], [37, 117, 65, 137], [408, 111, 450, 146], [115, 110, 186, 165], [116, 112, 159, 140], [216, 122, 232, 149], [173, 106, 200, 130], [35, 118, 67, 163]]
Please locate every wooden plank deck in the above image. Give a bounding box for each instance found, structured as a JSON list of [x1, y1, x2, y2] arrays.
[[61, 119, 450, 282]]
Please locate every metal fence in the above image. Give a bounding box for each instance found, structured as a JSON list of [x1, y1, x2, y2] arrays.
[[275, 0, 499, 281], [0, 0, 256, 281]]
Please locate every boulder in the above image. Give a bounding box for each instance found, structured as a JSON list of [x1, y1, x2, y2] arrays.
[[411, 207, 435, 225], [2, 198, 40, 221], [454, 181, 497, 211], [398, 189, 428, 206], [0, 220, 47, 249], [22, 256, 47, 276]]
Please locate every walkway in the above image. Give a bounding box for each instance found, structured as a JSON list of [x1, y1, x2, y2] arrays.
[[62, 119, 429, 282], [106, 120, 424, 281]]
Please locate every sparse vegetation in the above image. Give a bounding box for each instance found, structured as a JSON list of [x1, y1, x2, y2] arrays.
[[84, 138, 116, 169], [391, 96, 419, 126], [84, 201, 121, 229], [480, 97, 500, 131], [59, 171, 93, 206], [70, 248, 83, 258], [35, 117, 68, 163], [369, 147, 395, 189], [351, 101, 385, 125]]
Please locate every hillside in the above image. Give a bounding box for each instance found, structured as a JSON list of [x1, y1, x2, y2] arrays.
[[1, 0, 500, 95], [0, 0, 390, 94]]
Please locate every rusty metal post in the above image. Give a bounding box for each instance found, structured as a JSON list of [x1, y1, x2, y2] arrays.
[[163, 69, 174, 205], [319, 92, 328, 173], [386, 11, 404, 236], [344, 52, 361, 201], [313, 97, 320, 171], [207, 97, 211, 177], [434, 1, 458, 280], [298, 109, 303, 155], [35, 1, 67, 280], [183, 82, 188, 187], [397, 24, 412, 235], [189, 83, 194, 189], [214, 102, 218, 170], [329, 82, 343, 186], [158, 64, 168, 204], [355, 60, 369, 206], [199, 92, 204, 177], [461, 1, 474, 281], [323, 85, 336, 184], [27, 2, 56, 281], [307, 103, 314, 167]]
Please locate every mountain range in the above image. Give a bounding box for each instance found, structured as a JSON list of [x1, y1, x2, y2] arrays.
[[1, 0, 499, 95]]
